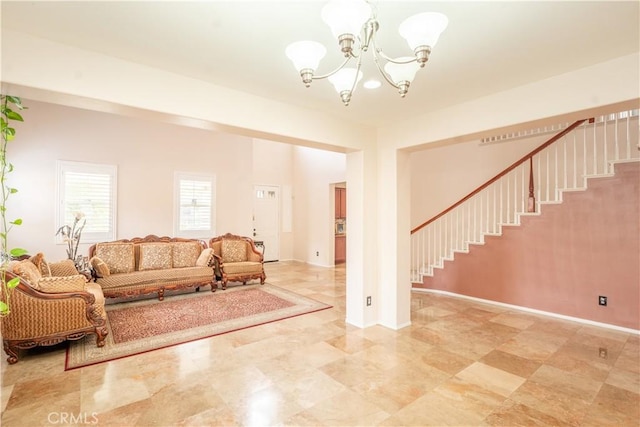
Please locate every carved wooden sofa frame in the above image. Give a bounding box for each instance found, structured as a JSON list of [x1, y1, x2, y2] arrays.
[[88, 235, 216, 301]]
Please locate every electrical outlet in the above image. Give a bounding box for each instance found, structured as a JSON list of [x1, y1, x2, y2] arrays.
[[599, 347, 608, 359], [366, 296, 372, 306], [598, 296, 607, 306], [316, 251, 319, 256]]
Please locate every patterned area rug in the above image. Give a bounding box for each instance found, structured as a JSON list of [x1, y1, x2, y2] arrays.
[[65, 284, 331, 370]]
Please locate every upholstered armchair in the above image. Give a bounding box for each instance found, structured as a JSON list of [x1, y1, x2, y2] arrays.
[[1, 256, 108, 364], [209, 233, 266, 290]]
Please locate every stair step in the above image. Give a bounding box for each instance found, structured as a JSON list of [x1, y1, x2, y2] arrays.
[[558, 187, 587, 193]]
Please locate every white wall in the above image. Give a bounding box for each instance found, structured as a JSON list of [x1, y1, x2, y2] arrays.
[[410, 135, 547, 228], [252, 138, 295, 260], [1, 29, 373, 151], [6, 100, 346, 264], [293, 146, 347, 266], [8, 100, 255, 260]]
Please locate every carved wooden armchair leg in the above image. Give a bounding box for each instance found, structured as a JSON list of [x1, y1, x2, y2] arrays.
[[96, 327, 108, 347], [3, 340, 19, 365]]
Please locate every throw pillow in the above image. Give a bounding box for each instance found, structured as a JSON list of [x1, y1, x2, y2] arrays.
[[138, 243, 172, 271], [89, 256, 111, 278], [29, 252, 52, 277], [222, 239, 247, 263], [12, 260, 43, 289], [49, 259, 80, 277], [37, 275, 86, 293], [95, 243, 135, 274], [196, 248, 214, 267], [172, 242, 201, 268]]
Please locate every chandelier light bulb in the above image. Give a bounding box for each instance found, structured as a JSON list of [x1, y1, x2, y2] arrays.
[[328, 68, 363, 93], [285, 41, 327, 72], [321, 0, 371, 40], [399, 12, 449, 52], [384, 58, 421, 97]]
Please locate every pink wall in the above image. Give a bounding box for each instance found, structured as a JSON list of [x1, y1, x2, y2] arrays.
[[416, 162, 640, 330]]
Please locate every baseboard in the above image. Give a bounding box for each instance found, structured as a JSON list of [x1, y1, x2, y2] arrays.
[[413, 288, 640, 335]]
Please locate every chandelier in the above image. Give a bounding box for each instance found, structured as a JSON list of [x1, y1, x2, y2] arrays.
[[285, 0, 448, 106]]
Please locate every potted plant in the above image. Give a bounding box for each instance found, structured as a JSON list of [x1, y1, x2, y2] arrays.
[[0, 94, 28, 315]]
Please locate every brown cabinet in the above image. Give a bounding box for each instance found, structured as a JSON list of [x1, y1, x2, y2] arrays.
[[335, 187, 347, 264], [335, 187, 346, 218], [335, 235, 346, 264]]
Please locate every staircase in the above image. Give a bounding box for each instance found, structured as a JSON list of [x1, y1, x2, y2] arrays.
[[410, 108, 639, 284]]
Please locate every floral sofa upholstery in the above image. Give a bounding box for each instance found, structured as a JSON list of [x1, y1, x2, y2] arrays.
[[209, 233, 266, 290], [2, 255, 107, 364], [88, 235, 215, 300]]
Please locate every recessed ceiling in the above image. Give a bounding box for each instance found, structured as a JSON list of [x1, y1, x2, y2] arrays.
[[2, 1, 639, 127]]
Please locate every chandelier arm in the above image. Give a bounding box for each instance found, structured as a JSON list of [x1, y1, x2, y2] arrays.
[[350, 51, 365, 94], [370, 39, 400, 89], [311, 56, 353, 80], [375, 49, 418, 65], [372, 52, 400, 90]]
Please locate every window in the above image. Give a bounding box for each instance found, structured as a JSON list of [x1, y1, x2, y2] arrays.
[[57, 161, 117, 243], [174, 172, 215, 238]]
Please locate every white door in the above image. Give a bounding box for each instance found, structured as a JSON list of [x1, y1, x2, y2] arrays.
[[253, 185, 280, 262]]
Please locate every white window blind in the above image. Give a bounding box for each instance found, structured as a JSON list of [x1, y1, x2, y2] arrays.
[[57, 161, 117, 243], [174, 173, 215, 238]]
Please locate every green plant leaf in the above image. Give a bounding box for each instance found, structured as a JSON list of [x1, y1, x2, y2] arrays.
[[7, 277, 20, 289], [10, 218, 22, 225], [10, 248, 28, 257], [2, 127, 15, 140], [0, 232, 5, 239], [7, 95, 27, 110], [7, 163, 14, 172], [0, 301, 8, 316], [8, 188, 17, 194], [5, 111, 23, 122]]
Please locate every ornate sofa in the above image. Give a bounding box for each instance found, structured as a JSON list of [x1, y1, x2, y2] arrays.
[[209, 233, 266, 290], [88, 235, 216, 300], [1, 256, 107, 364]]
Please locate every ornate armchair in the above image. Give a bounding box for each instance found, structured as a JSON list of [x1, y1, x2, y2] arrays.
[[209, 233, 266, 290], [1, 256, 108, 364]]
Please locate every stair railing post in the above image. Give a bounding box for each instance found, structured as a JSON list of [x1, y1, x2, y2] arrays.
[[527, 156, 536, 212]]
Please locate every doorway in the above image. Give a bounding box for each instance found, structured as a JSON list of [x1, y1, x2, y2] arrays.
[[253, 185, 280, 262], [334, 184, 346, 264]]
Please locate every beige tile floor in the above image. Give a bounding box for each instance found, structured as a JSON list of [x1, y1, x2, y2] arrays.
[[1, 261, 639, 426]]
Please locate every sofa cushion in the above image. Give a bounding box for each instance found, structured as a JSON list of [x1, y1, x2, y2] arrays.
[[37, 275, 86, 293], [222, 240, 247, 263], [196, 248, 214, 267], [90, 256, 111, 278], [95, 243, 135, 274], [138, 243, 173, 271], [171, 242, 201, 268], [222, 261, 263, 275], [95, 266, 213, 290], [12, 260, 42, 288]]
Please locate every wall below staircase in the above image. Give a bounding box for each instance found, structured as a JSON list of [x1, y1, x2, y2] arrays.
[[416, 162, 639, 330]]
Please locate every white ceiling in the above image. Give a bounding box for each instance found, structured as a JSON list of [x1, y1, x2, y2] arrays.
[[2, 1, 639, 128]]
